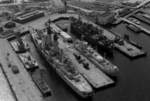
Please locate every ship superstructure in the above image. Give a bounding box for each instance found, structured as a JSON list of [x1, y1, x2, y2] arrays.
[[74, 40, 119, 76], [30, 27, 93, 98]]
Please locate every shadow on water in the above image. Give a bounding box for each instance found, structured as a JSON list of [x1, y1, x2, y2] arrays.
[[97, 49, 114, 59]]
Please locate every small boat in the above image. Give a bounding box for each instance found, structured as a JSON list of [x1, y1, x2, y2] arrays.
[[19, 52, 38, 71], [126, 24, 141, 33], [30, 28, 93, 98], [51, 23, 115, 80]]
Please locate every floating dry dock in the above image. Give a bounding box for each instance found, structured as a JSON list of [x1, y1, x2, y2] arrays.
[[114, 40, 146, 58], [49, 13, 146, 58], [102, 29, 146, 58], [0, 39, 43, 101]]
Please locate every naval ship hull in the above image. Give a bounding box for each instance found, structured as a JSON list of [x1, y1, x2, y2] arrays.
[[30, 30, 93, 98], [56, 34, 114, 89], [74, 44, 119, 77], [63, 47, 114, 89], [49, 23, 114, 88]]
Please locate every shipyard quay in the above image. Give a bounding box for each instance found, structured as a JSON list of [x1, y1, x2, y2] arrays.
[[0, 0, 150, 101]]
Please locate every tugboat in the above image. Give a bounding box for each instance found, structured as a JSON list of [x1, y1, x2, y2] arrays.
[[30, 27, 93, 98], [74, 40, 119, 77], [19, 52, 39, 71]]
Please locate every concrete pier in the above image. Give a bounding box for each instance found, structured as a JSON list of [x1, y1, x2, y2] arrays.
[[114, 41, 146, 58], [121, 18, 150, 35], [0, 39, 43, 101]]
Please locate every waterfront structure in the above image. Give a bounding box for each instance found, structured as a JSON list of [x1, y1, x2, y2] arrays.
[[126, 24, 141, 32], [49, 13, 146, 58], [49, 14, 119, 76], [30, 27, 93, 98], [0, 39, 43, 101], [49, 22, 114, 88], [74, 41, 119, 76], [57, 33, 114, 88]]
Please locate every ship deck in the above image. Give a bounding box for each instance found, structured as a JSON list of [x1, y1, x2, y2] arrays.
[[114, 41, 146, 58], [102, 28, 146, 58], [57, 37, 114, 88]]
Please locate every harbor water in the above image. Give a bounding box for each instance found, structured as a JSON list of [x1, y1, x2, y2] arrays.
[[45, 23, 150, 101], [0, 0, 150, 101]]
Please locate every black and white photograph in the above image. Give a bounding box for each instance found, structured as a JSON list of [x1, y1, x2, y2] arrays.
[[0, 0, 149, 101]]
